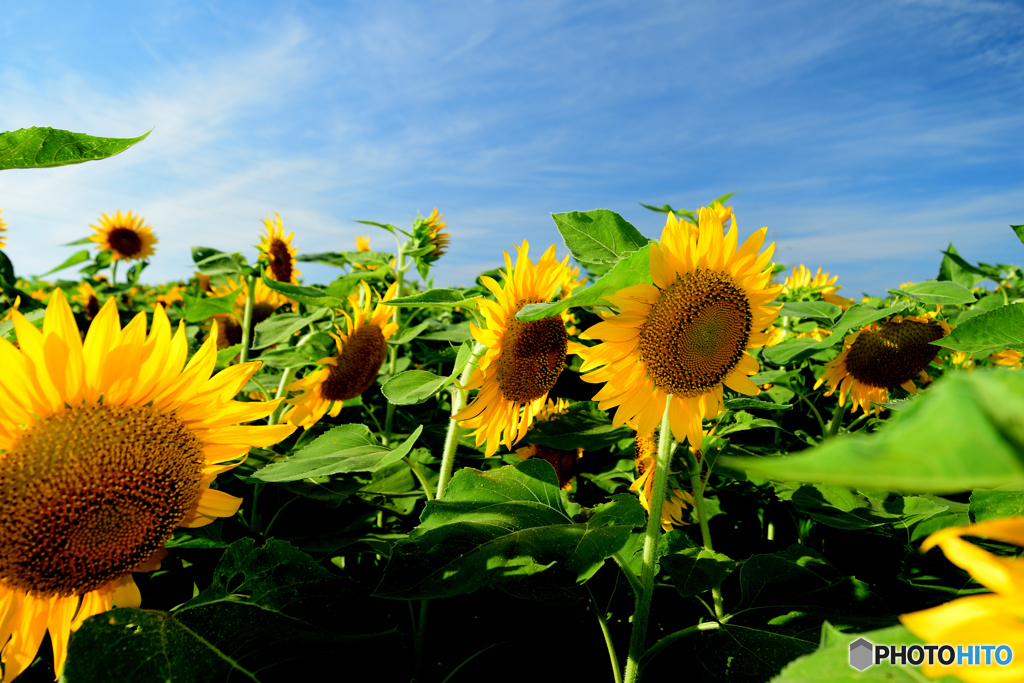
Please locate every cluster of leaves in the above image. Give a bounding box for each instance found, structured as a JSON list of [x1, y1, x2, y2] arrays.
[[5, 127, 1024, 683]]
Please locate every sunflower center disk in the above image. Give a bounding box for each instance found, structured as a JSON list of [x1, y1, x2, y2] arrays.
[[268, 238, 294, 283], [638, 270, 753, 397], [108, 228, 143, 258], [496, 302, 568, 403], [844, 321, 944, 388], [0, 404, 204, 597], [320, 324, 388, 402]]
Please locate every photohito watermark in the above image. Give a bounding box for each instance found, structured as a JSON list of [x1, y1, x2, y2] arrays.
[[849, 637, 1013, 672]]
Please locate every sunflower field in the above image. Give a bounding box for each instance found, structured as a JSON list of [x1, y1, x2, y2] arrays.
[[3, 127, 1024, 683]]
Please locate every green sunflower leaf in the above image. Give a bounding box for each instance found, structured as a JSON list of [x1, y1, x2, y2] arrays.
[[659, 533, 736, 598], [382, 369, 452, 406], [969, 486, 1024, 523], [256, 344, 325, 369], [182, 289, 238, 323], [1012, 225, 1024, 246], [374, 459, 646, 599], [252, 424, 424, 481], [523, 401, 634, 451], [251, 309, 329, 349], [777, 301, 842, 324], [384, 288, 476, 309], [720, 369, 1024, 493], [0, 251, 14, 286], [890, 280, 976, 305], [191, 246, 248, 277], [551, 209, 650, 268], [723, 398, 793, 411], [932, 303, 1024, 354], [516, 244, 653, 321], [0, 126, 149, 170], [259, 270, 345, 308], [772, 483, 946, 530], [937, 242, 976, 288], [43, 249, 91, 276]]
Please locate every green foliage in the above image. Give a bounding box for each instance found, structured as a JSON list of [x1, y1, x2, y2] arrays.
[[385, 288, 476, 308], [934, 302, 1024, 354], [889, 280, 976, 305], [551, 209, 650, 272], [254, 425, 424, 481], [0, 127, 149, 170]]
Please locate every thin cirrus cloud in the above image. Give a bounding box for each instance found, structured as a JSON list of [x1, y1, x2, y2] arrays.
[[0, 0, 1021, 295]]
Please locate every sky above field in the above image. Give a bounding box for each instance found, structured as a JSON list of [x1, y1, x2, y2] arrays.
[[1, 0, 1022, 296]]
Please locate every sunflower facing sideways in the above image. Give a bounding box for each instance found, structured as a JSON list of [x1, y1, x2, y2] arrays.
[[454, 241, 576, 457], [89, 210, 157, 262], [578, 204, 781, 447], [814, 313, 952, 415], [0, 289, 294, 682], [284, 281, 399, 428], [208, 276, 290, 349], [258, 213, 300, 286]]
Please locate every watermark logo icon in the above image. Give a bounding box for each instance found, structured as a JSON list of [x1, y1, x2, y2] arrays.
[[849, 637, 873, 671]]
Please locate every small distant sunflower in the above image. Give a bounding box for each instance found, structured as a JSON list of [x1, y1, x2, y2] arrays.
[[948, 350, 975, 371], [208, 277, 289, 349], [579, 205, 781, 447], [512, 399, 582, 490], [89, 210, 157, 262], [632, 433, 694, 531], [454, 242, 575, 457], [258, 214, 300, 286], [155, 285, 184, 309], [988, 349, 1022, 369], [285, 281, 399, 428], [814, 314, 952, 414], [352, 236, 379, 271], [415, 208, 450, 261], [0, 209, 7, 249], [74, 281, 101, 319], [0, 290, 294, 681], [780, 264, 854, 309]]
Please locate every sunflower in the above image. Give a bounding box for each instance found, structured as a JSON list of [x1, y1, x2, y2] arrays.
[[948, 350, 975, 371], [413, 208, 450, 262], [208, 276, 290, 349], [155, 285, 184, 309], [0, 289, 294, 682], [632, 433, 694, 531], [814, 313, 952, 415], [89, 210, 157, 262], [901, 517, 1024, 682], [780, 264, 854, 309], [73, 282, 101, 319], [352, 236, 379, 271], [258, 214, 300, 286], [578, 205, 781, 447], [284, 281, 399, 428], [987, 349, 1022, 369], [512, 399, 582, 490], [0, 209, 7, 250], [453, 242, 576, 457]]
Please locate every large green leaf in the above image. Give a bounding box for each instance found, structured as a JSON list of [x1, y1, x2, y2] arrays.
[[890, 280, 976, 305], [762, 303, 909, 366], [43, 249, 91, 276], [384, 288, 476, 309], [659, 532, 736, 598], [970, 486, 1024, 523], [251, 309, 328, 349], [551, 209, 649, 269], [937, 243, 976, 289], [65, 539, 402, 681], [256, 344, 325, 369], [0, 127, 149, 170], [771, 623, 960, 683], [777, 301, 842, 324], [517, 244, 653, 321], [721, 370, 1024, 493], [260, 270, 345, 308], [253, 424, 423, 482], [374, 459, 646, 599], [523, 401, 634, 451], [182, 289, 238, 323], [381, 369, 452, 406], [191, 246, 248, 277], [773, 483, 947, 530], [933, 303, 1024, 354]]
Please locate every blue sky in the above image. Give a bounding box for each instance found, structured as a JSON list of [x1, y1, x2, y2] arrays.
[[1, 0, 1022, 297]]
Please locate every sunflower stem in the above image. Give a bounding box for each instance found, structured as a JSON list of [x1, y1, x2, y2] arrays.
[[623, 397, 673, 683], [686, 446, 725, 621], [239, 274, 258, 365], [588, 585, 623, 683], [268, 367, 296, 426], [110, 260, 119, 287], [436, 342, 486, 500], [826, 399, 845, 437], [382, 243, 407, 446], [404, 456, 435, 501], [612, 551, 643, 597]]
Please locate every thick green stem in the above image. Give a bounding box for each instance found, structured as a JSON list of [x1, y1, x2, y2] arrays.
[[623, 398, 673, 683], [268, 366, 296, 426], [612, 551, 643, 597], [239, 274, 257, 365], [436, 343, 486, 500], [826, 399, 845, 437], [382, 245, 407, 445], [110, 260, 119, 287], [588, 585, 623, 683], [686, 448, 724, 620]]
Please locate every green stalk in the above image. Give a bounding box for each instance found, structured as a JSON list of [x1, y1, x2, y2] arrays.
[[268, 367, 296, 426], [239, 273, 257, 365], [826, 399, 845, 437], [588, 585, 623, 683], [640, 622, 720, 671], [436, 343, 486, 499], [110, 260, 119, 287], [382, 243, 407, 445], [404, 456, 435, 501], [623, 398, 673, 683], [686, 447, 724, 620]]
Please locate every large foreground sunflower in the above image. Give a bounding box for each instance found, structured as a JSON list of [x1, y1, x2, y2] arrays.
[[258, 213, 300, 286], [0, 290, 294, 682], [285, 281, 399, 428], [89, 210, 157, 262], [814, 313, 952, 415], [454, 241, 575, 457], [578, 205, 781, 447]]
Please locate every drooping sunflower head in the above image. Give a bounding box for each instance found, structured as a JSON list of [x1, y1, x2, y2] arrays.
[[631, 432, 693, 531], [208, 276, 290, 349], [413, 208, 450, 262], [285, 281, 399, 428], [814, 314, 953, 414], [0, 290, 294, 681], [0, 209, 8, 249], [780, 264, 854, 309], [74, 281, 102, 319], [454, 241, 576, 457], [258, 213, 301, 285], [579, 205, 782, 447], [513, 443, 582, 490], [89, 210, 157, 262]]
